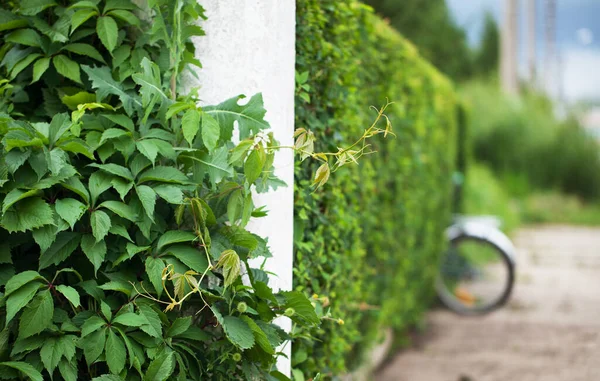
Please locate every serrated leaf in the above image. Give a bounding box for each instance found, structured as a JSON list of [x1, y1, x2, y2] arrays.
[[204, 93, 269, 141], [281, 291, 320, 326], [5, 270, 44, 296], [89, 169, 114, 205], [138, 166, 189, 184], [82, 65, 139, 115], [136, 139, 160, 164], [144, 351, 175, 381], [2, 188, 42, 214], [53, 55, 82, 84], [111, 177, 133, 200], [137, 304, 162, 338], [244, 147, 265, 184], [32, 57, 50, 83], [182, 109, 200, 146], [145, 257, 164, 297], [108, 224, 132, 242], [135, 185, 156, 221], [5, 149, 30, 173], [55, 285, 81, 308], [101, 113, 134, 132], [96, 16, 118, 52], [81, 315, 106, 337], [39, 232, 81, 270], [5, 281, 42, 324], [1, 197, 54, 233], [98, 280, 131, 296], [240, 315, 274, 354], [112, 312, 145, 327], [131, 57, 171, 123], [40, 337, 62, 374], [227, 190, 243, 226], [153, 184, 183, 204], [71, 9, 98, 34], [166, 244, 208, 274], [32, 225, 58, 252], [98, 200, 138, 222], [19, 289, 53, 339], [81, 326, 106, 364], [0, 361, 43, 381], [58, 358, 77, 381], [201, 112, 220, 152], [181, 146, 233, 186], [55, 198, 87, 229], [61, 177, 90, 205], [10, 53, 42, 79], [221, 316, 255, 350], [107, 10, 139, 26], [166, 317, 191, 338], [89, 163, 134, 181], [18, 0, 57, 15], [216, 249, 240, 288], [62, 43, 105, 63], [90, 210, 111, 242], [105, 328, 126, 374], [156, 231, 196, 253], [6, 29, 41, 47]]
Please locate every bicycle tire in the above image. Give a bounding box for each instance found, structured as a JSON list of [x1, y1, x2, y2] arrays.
[[436, 221, 516, 315]]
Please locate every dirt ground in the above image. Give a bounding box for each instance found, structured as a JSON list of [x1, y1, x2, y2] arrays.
[[376, 225, 600, 381]]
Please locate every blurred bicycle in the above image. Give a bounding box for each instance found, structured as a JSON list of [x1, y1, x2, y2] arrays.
[[436, 215, 516, 315]]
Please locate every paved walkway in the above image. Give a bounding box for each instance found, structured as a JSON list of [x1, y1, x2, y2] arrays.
[[377, 225, 600, 381]]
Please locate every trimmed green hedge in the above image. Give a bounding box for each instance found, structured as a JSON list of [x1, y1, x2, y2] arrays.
[[294, 1, 458, 377]]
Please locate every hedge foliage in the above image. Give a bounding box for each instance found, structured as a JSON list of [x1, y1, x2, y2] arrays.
[[294, 1, 458, 377]]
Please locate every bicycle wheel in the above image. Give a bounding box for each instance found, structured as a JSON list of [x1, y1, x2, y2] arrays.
[[436, 222, 516, 315]]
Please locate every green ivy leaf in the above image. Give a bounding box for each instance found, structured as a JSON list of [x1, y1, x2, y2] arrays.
[[204, 93, 269, 141], [135, 185, 156, 221], [164, 245, 208, 274], [227, 189, 243, 226], [19, 289, 53, 339], [61, 177, 90, 205], [82, 65, 140, 115], [60, 91, 97, 110], [55, 198, 87, 230], [1, 197, 54, 233], [89, 170, 115, 205], [165, 317, 191, 338], [89, 163, 134, 181], [182, 109, 200, 146], [138, 166, 189, 184], [71, 9, 98, 34], [6, 29, 42, 47], [18, 0, 57, 16], [281, 291, 320, 326], [144, 351, 175, 381], [81, 315, 106, 337], [215, 249, 240, 289], [201, 112, 220, 152], [5, 281, 42, 324], [58, 358, 77, 381], [0, 361, 43, 381], [153, 184, 183, 204], [55, 285, 81, 308], [40, 336, 62, 374], [90, 210, 111, 242], [11, 53, 42, 79], [2, 188, 42, 214], [5, 270, 45, 296], [156, 231, 196, 253], [80, 234, 106, 275], [101, 113, 134, 132], [96, 16, 118, 53], [244, 147, 266, 184], [39, 232, 81, 270], [53, 55, 82, 84], [112, 312, 145, 327], [221, 316, 255, 350], [31, 57, 50, 83], [137, 304, 162, 338], [62, 43, 105, 63], [111, 177, 133, 200], [240, 315, 274, 355], [80, 327, 106, 365], [145, 256, 164, 297], [107, 10, 140, 27], [98, 200, 138, 222], [105, 328, 126, 374]]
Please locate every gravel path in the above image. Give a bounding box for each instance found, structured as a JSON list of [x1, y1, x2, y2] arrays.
[[376, 225, 600, 381]]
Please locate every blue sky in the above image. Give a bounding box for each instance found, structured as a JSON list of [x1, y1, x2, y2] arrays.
[[446, 0, 600, 102]]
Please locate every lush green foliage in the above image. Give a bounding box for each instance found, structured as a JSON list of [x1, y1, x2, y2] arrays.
[[294, 1, 458, 377], [364, 0, 473, 81], [473, 13, 500, 78], [0, 1, 321, 380], [462, 81, 600, 200]]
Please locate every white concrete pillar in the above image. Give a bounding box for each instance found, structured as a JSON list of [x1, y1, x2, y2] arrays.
[[189, 1, 296, 375]]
